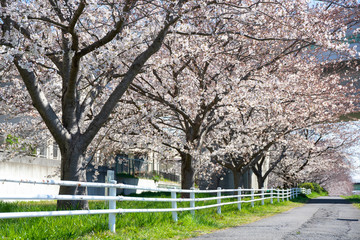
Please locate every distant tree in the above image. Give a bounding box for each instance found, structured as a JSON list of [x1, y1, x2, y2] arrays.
[[269, 123, 360, 189], [208, 53, 355, 189], [101, 0, 357, 190]]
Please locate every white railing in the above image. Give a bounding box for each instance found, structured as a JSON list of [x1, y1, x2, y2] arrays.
[[301, 188, 312, 195], [0, 178, 305, 233]]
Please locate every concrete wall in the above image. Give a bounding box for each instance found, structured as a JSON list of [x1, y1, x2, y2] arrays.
[[117, 178, 158, 195], [0, 152, 60, 196], [201, 168, 269, 191], [0, 154, 177, 197]]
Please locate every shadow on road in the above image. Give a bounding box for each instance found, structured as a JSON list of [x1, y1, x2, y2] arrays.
[[307, 198, 351, 205]]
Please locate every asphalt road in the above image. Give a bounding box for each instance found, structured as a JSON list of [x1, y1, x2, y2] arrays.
[[191, 197, 360, 240]]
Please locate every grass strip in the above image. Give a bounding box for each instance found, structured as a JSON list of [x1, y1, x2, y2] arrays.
[[305, 191, 328, 199], [343, 195, 360, 209], [0, 192, 309, 240]]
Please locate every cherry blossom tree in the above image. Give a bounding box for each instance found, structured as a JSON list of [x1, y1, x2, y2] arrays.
[[269, 149, 354, 193], [105, 0, 356, 190], [250, 144, 286, 189], [254, 123, 359, 189], [1, 0, 358, 211], [204, 0, 360, 189], [0, 0, 212, 209], [207, 53, 356, 189], [269, 122, 360, 189]]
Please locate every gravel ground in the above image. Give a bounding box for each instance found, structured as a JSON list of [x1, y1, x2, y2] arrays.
[[191, 197, 360, 240]]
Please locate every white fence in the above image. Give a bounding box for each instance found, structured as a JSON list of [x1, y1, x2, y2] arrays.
[[301, 188, 312, 195], [0, 178, 309, 233]]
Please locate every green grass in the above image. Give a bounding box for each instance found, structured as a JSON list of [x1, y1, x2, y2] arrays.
[[0, 192, 308, 240], [343, 195, 360, 209], [0, 201, 108, 239], [305, 191, 328, 199]]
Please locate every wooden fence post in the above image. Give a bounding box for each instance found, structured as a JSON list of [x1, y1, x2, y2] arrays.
[[237, 187, 242, 211], [171, 191, 178, 222], [251, 189, 254, 208], [217, 187, 221, 214], [287, 189, 289, 201], [105, 170, 115, 196], [190, 187, 195, 216], [109, 180, 117, 233], [270, 188, 273, 204]]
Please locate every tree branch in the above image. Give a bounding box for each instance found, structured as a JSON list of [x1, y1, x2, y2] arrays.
[[48, 0, 66, 22], [28, 16, 67, 30], [130, 82, 194, 126], [13, 58, 70, 147], [78, 0, 134, 57], [82, 13, 179, 149]]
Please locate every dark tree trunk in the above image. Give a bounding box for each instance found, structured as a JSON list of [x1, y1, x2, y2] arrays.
[[57, 149, 89, 210], [251, 160, 265, 189], [232, 169, 241, 189], [257, 177, 265, 189], [180, 152, 195, 197]]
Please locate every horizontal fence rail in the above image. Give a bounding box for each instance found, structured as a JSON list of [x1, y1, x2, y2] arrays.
[[0, 178, 310, 233]]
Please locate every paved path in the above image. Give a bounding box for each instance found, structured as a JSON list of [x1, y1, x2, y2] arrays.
[[191, 197, 360, 240]]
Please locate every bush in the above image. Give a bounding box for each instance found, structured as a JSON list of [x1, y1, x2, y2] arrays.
[[299, 182, 327, 194], [312, 183, 322, 193], [152, 174, 161, 183]]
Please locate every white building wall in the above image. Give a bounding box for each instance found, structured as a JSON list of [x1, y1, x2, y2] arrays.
[[0, 153, 60, 196]]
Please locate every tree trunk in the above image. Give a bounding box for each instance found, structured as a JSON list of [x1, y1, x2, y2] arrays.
[[232, 170, 241, 189], [251, 165, 265, 190], [257, 177, 265, 189], [57, 149, 89, 210], [180, 152, 195, 197]]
